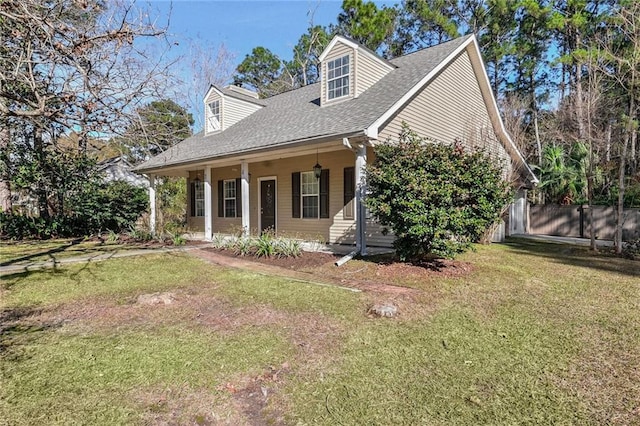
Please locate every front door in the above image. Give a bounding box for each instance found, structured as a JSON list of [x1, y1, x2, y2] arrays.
[[260, 179, 276, 233]]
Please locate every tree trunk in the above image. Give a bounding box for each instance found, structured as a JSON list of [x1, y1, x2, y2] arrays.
[[615, 95, 634, 254], [0, 122, 11, 213], [616, 132, 628, 254], [533, 111, 542, 166], [33, 128, 50, 219], [575, 63, 586, 140]]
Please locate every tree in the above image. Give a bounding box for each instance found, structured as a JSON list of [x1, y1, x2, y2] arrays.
[[288, 25, 332, 86], [184, 41, 235, 132], [233, 47, 293, 98], [598, 0, 640, 253], [0, 0, 172, 211], [478, 0, 518, 95], [366, 126, 512, 260], [391, 0, 459, 56], [334, 0, 397, 53], [118, 99, 194, 164]]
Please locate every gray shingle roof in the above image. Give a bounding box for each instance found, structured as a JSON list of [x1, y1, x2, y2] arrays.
[[136, 35, 471, 172]]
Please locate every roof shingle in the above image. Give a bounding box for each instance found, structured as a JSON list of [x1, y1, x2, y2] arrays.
[[136, 35, 472, 172]]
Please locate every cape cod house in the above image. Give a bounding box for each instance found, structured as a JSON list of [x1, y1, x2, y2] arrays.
[[135, 34, 537, 253]]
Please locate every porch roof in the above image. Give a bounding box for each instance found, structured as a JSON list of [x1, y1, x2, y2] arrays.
[[135, 36, 472, 174]]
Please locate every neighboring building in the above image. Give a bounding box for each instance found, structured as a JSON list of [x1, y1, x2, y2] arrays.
[[135, 34, 537, 252], [99, 157, 149, 188]]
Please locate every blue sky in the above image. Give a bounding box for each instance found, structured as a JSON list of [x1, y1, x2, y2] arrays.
[[150, 1, 350, 62]]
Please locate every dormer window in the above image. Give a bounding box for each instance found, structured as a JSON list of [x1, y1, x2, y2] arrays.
[[327, 55, 350, 100], [207, 100, 221, 132]]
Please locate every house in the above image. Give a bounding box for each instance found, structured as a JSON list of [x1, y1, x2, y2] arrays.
[[99, 156, 149, 188], [135, 34, 537, 253]]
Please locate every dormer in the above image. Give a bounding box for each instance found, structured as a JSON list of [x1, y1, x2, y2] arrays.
[[204, 85, 264, 135], [318, 35, 395, 106]]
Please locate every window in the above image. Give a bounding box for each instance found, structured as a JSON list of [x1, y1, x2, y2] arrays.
[[301, 171, 319, 218], [327, 55, 350, 100], [192, 180, 204, 217], [223, 179, 236, 217], [207, 100, 220, 132], [218, 179, 242, 218], [292, 170, 329, 219]]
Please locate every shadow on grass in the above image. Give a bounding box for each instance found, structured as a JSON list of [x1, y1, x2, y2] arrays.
[[356, 253, 453, 272], [503, 237, 639, 278], [0, 238, 84, 266], [0, 305, 59, 361]]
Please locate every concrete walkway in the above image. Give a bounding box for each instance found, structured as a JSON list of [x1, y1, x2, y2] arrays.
[[509, 234, 615, 248], [0, 246, 198, 276]]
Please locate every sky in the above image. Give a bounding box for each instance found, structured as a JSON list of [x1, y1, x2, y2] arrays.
[[150, 1, 349, 62]]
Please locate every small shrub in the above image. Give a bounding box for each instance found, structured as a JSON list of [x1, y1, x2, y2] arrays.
[[254, 232, 277, 258], [172, 234, 186, 246], [232, 236, 254, 256], [129, 226, 153, 242], [211, 234, 226, 248], [106, 230, 119, 244], [275, 238, 302, 258]]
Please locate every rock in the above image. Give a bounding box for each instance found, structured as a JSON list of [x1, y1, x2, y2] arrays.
[[368, 303, 398, 318], [136, 292, 176, 305]]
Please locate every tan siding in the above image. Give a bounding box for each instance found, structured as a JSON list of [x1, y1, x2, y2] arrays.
[[321, 42, 355, 106], [211, 167, 242, 233], [378, 50, 511, 176], [355, 51, 391, 97], [224, 97, 262, 128]]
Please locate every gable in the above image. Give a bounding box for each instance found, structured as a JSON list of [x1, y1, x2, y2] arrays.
[[320, 40, 355, 105], [378, 48, 512, 176], [203, 86, 263, 134], [319, 35, 395, 106]]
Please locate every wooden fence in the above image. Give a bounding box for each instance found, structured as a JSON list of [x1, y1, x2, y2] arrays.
[[528, 204, 639, 241]]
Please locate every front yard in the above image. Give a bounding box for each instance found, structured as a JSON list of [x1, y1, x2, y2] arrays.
[[1, 240, 638, 425]]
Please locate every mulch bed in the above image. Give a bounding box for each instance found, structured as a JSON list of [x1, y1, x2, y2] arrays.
[[201, 247, 340, 270], [200, 247, 473, 287]]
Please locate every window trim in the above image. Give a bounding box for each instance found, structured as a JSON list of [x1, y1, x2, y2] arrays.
[[192, 180, 205, 217], [223, 179, 236, 218], [207, 99, 221, 132], [326, 55, 350, 101], [301, 171, 320, 219]]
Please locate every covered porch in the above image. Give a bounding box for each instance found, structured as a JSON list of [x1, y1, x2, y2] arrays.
[[145, 137, 386, 254]]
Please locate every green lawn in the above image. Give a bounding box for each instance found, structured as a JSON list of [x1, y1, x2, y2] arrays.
[[1, 241, 638, 425]]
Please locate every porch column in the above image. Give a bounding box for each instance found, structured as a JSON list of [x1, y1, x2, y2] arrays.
[[148, 174, 156, 236], [355, 145, 367, 255], [204, 166, 213, 240], [241, 161, 250, 235]]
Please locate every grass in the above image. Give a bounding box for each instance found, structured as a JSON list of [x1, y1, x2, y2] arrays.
[[0, 237, 176, 267], [1, 239, 639, 425]]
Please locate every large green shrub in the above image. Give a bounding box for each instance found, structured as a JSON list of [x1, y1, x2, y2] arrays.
[[1, 180, 147, 239], [366, 127, 513, 260]]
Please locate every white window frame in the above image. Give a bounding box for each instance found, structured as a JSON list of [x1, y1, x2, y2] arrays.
[[207, 100, 221, 132], [194, 180, 204, 217], [223, 179, 236, 218], [327, 55, 350, 100], [301, 171, 319, 219]]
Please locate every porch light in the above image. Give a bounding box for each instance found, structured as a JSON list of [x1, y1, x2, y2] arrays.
[[313, 150, 322, 179]]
